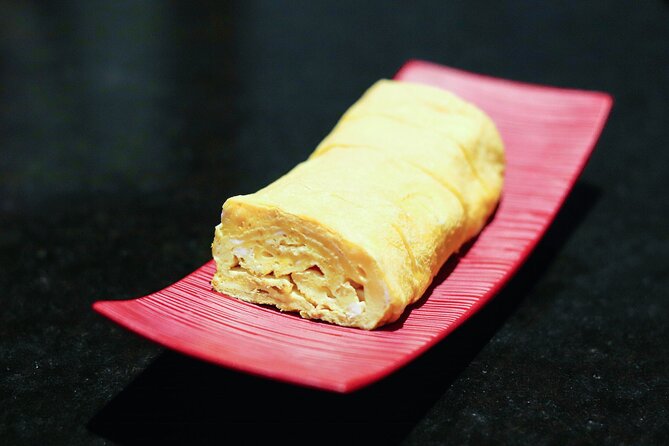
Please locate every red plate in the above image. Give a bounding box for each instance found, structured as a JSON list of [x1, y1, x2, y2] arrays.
[[93, 60, 613, 393]]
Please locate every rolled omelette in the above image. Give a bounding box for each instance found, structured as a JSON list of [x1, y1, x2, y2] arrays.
[[211, 79, 505, 329]]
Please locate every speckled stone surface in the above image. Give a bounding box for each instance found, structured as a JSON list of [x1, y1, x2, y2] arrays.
[[1, 1, 668, 445]]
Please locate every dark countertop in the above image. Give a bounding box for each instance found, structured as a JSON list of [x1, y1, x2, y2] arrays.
[[1, 1, 667, 444]]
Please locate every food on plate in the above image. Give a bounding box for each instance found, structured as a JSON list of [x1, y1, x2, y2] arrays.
[[211, 80, 505, 329]]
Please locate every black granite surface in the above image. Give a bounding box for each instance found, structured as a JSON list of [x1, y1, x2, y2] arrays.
[[1, 1, 668, 444]]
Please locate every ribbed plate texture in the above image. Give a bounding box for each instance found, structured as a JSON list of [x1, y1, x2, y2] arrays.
[[94, 60, 613, 393]]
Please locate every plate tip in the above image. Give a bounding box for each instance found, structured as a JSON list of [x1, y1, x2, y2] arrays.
[[600, 91, 615, 111], [91, 300, 105, 314], [395, 58, 429, 78], [403, 58, 428, 67], [92, 300, 114, 316]]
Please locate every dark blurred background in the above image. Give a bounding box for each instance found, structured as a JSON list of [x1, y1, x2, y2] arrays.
[[1, 1, 667, 444]]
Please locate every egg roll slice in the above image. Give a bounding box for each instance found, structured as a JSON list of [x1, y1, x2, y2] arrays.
[[212, 79, 505, 329], [212, 148, 467, 329]]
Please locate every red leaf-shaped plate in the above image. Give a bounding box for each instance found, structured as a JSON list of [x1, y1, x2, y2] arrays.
[[93, 60, 612, 393]]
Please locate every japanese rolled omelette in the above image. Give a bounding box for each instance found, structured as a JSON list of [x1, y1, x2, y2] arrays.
[[211, 80, 505, 329]]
